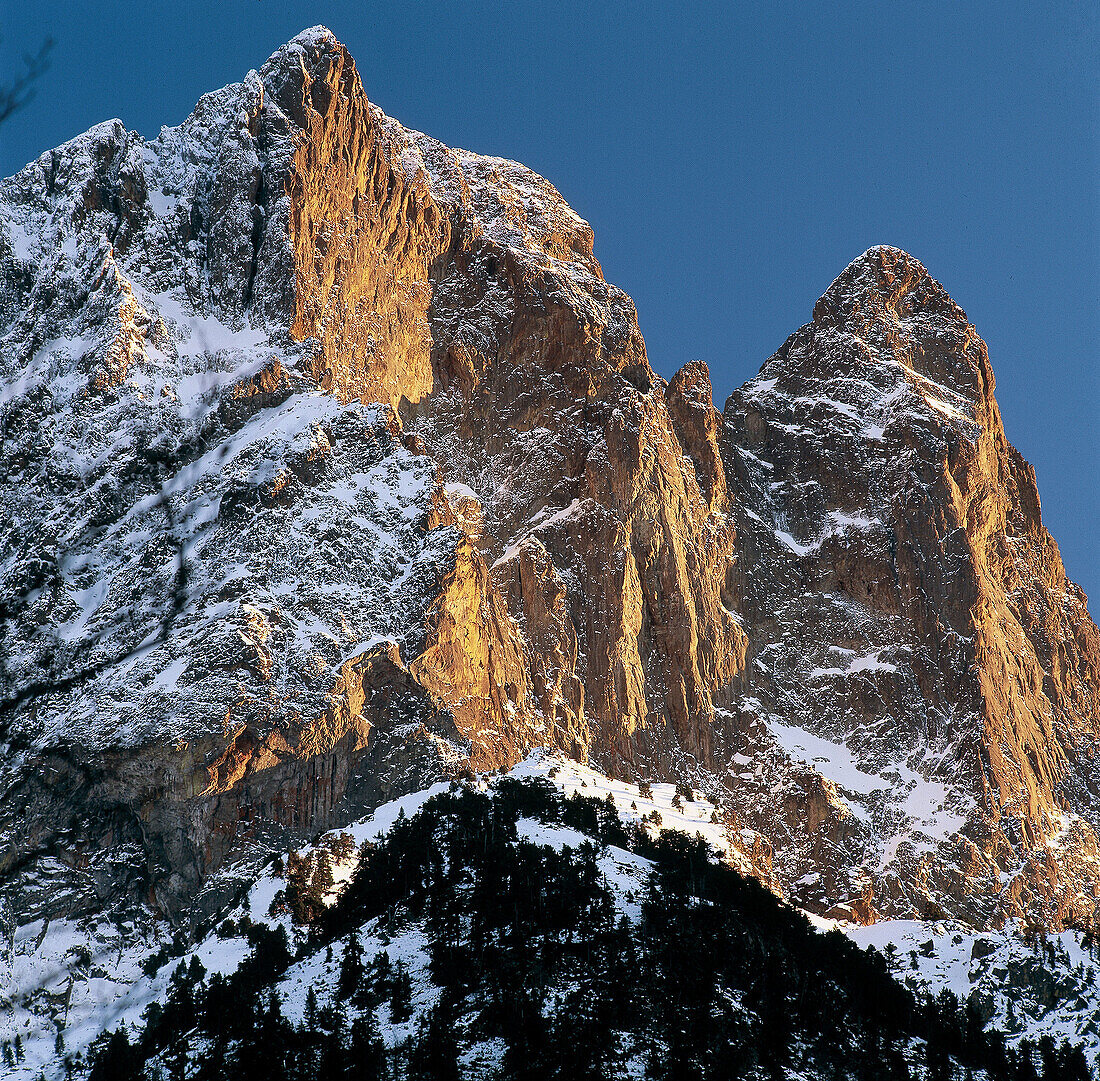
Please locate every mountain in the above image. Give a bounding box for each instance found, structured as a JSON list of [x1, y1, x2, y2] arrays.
[[1, 24, 1099, 1074], [720, 248, 1100, 927]]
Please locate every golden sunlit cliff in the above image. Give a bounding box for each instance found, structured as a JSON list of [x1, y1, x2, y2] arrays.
[[1, 28, 1098, 937]]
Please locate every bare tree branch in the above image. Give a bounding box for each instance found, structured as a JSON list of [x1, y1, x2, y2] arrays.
[[0, 38, 54, 128]]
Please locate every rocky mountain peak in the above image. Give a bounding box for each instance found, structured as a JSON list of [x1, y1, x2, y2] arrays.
[[814, 244, 955, 324], [721, 238, 1100, 927], [805, 244, 989, 410], [1, 28, 1097, 950]]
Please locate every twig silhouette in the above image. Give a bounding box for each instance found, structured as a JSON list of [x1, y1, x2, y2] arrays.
[[0, 38, 54, 128]]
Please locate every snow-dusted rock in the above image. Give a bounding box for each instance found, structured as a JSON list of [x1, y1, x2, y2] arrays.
[[1, 27, 1098, 969], [721, 246, 1100, 926]]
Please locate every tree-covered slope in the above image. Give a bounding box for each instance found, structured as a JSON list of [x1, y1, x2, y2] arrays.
[[84, 778, 1088, 1081]]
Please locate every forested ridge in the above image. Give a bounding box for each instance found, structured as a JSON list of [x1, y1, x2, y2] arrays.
[[85, 779, 1089, 1080]]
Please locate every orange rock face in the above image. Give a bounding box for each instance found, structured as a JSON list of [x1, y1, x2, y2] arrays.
[[258, 32, 750, 781], [274, 45, 448, 411], [2, 29, 1097, 931], [721, 247, 1100, 927]]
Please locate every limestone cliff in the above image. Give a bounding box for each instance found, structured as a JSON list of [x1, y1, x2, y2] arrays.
[[1, 28, 1098, 936], [721, 247, 1100, 927]]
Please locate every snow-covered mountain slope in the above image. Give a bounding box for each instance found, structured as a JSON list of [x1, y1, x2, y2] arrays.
[[2, 26, 1099, 1048], [0, 757, 717, 1076], [2, 757, 1094, 1079], [1, 25, 749, 930]]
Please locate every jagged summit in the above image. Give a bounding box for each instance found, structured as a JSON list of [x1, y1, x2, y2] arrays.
[[284, 23, 339, 47], [257, 24, 359, 126], [1, 21, 1098, 999], [812, 245, 937, 320], [819, 243, 944, 298], [797, 245, 989, 407], [826, 243, 935, 286]]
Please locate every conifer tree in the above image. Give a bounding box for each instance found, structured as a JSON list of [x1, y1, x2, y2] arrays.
[[390, 960, 413, 1024], [87, 1030, 142, 1081], [338, 932, 365, 999], [348, 1012, 388, 1080], [408, 1005, 461, 1081]]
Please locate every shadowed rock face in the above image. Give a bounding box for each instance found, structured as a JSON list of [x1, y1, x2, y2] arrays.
[[1, 28, 1097, 932]]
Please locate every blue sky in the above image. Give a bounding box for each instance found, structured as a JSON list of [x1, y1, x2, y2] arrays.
[[3, 2, 1097, 601]]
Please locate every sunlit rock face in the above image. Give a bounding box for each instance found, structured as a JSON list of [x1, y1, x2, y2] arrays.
[[721, 247, 1100, 927], [1, 28, 1098, 932]]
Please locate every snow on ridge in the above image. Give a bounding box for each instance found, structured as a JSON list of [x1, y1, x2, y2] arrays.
[[764, 713, 971, 862], [2, 754, 1091, 1079], [494, 498, 591, 569], [774, 527, 819, 557], [143, 289, 268, 360], [827, 509, 880, 532], [283, 24, 337, 50], [510, 749, 739, 865]]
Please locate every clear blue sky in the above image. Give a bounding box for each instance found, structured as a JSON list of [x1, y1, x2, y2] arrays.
[[3, 2, 1097, 602]]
